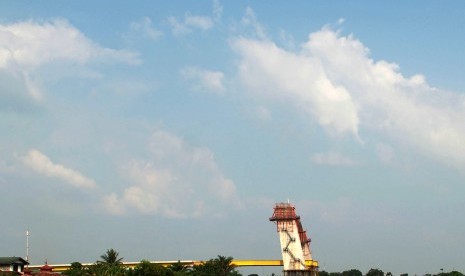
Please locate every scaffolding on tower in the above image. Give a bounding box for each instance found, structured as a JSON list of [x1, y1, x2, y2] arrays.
[[270, 202, 318, 276]]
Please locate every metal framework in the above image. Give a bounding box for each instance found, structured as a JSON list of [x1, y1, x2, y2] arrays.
[[270, 202, 318, 276]]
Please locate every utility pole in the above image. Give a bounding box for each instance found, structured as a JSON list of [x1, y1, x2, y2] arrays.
[[26, 230, 30, 264]]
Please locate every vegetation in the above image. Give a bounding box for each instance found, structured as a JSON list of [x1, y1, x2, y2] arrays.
[[319, 269, 465, 276], [63, 249, 242, 276], [190, 256, 240, 276], [98, 249, 124, 266], [61, 249, 465, 276]]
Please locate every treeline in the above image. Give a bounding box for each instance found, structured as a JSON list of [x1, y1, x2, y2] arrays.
[[319, 268, 464, 276], [63, 249, 242, 276]]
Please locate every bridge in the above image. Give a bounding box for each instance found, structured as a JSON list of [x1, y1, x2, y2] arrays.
[[28, 259, 319, 272]]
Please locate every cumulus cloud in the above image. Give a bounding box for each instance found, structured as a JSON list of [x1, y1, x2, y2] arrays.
[[233, 27, 465, 169], [233, 36, 360, 137], [21, 149, 96, 189], [0, 19, 140, 99], [103, 130, 240, 218], [311, 151, 358, 166], [168, 13, 213, 36], [181, 66, 225, 94]]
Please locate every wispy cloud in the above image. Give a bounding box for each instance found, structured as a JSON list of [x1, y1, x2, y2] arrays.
[[375, 143, 395, 165], [168, 13, 214, 36], [212, 0, 223, 21], [180, 66, 225, 94], [103, 129, 241, 218], [21, 149, 96, 189], [311, 151, 358, 166], [128, 17, 163, 41], [240, 7, 267, 40]]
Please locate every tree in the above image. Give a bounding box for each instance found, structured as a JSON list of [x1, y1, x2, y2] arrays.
[[90, 249, 126, 276], [99, 249, 124, 266], [366, 269, 384, 276], [63, 262, 89, 276], [88, 263, 127, 276], [342, 269, 362, 276], [190, 256, 241, 276], [167, 261, 189, 274], [319, 271, 330, 276], [215, 255, 238, 276], [442, 271, 464, 276], [132, 260, 171, 276]]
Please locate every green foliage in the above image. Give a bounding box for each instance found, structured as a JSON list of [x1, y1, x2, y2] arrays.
[[366, 268, 384, 276], [439, 271, 465, 276], [131, 260, 171, 276], [342, 269, 362, 276], [88, 263, 127, 276], [99, 249, 124, 266], [0, 272, 21, 276], [63, 262, 89, 276], [319, 271, 330, 276], [167, 261, 189, 273], [190, 255, 241, 276]]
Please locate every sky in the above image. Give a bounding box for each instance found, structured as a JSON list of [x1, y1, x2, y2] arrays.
[[1, 1, 465, 275]]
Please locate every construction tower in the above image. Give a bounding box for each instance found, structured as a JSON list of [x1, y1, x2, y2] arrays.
[[270, 202, 318, 276]]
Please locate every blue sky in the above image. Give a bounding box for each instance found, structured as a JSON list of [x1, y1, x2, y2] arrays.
[[1, 1, 465, 275]]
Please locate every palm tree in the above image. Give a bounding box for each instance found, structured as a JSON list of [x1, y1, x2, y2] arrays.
[[168, 261, 189, 273], [215, 255, 237, 276], [98, 249, 123, 266]]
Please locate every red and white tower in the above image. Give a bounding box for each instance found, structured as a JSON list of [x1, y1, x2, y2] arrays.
[[270, 202, 318, 276]]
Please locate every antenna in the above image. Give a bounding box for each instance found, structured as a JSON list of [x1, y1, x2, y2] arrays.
[[26, 230, 30, 264]]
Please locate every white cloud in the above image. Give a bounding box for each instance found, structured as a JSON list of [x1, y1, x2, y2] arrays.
[[213, 0, 223, 21], [21, 149, 96, 189], [184, 14, 214, 30], [167, 17, 190, 36], [168, 13, 213, 36], [0, 19, 140, 99], [232, 37, 360, 138], [376, 143, 395, 165], [255, 105, 271, 121], [181, 66, 225, 94], [233, 27, 465, 169], [129, 17, 163, 41], [0, 19, 140, 69], [311, 151, 357, 166], [302, 28, 465, 169], [240, 7, 267, 40], [103, 130, 241, 218], [102, 193, 125, 215]]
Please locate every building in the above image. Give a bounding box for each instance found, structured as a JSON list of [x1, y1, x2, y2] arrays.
[[0, 257, 29, 273], [32, 262, 59, 276]]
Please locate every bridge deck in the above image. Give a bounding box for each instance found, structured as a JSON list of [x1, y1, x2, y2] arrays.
[[28, 259, 318, 272]]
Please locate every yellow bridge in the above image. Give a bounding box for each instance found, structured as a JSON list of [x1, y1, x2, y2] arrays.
[[28, 259, 319, 272]]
